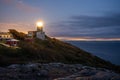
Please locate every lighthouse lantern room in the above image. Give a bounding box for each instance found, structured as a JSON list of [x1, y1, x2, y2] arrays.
[[36, 21, 45, 40]]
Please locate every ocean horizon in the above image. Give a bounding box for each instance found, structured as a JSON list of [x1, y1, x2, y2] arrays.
[[67, 41, 120, 66]]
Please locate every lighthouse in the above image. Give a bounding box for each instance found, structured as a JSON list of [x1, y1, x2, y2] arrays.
[[36, 21, 45, 40]]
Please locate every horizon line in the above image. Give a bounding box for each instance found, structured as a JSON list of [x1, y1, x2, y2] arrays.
[[53, 37, 120, 41]]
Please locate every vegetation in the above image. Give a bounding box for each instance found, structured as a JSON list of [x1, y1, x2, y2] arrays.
[[0, 30, 120, 73], [9, 29, 26, 40]]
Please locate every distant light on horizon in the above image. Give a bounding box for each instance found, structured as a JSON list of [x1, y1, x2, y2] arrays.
[[54, 37, 120, 41]]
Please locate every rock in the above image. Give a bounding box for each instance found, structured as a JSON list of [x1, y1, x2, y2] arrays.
[[112, 75, 120, 80], [75, 76, 93, 80], [49, 63, 63, 67], [78, 69, 97, 76], [0, 63, 119, 80], [7, 64, 21, 69], [54, 77, 74, 80], [0, 67, 8, 73], [38, 70, 49, 77], [91, 71, 117, 80], [23, 63, 40, 73]]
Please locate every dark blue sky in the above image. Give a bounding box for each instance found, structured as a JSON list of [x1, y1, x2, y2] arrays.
[[0, 0, 120, 40]]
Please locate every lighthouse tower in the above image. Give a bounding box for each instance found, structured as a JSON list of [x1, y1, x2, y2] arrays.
[[36, 21, 45, 40]]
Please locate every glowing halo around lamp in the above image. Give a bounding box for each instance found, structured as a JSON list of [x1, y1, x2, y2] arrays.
[[36, 21, 43, 27]]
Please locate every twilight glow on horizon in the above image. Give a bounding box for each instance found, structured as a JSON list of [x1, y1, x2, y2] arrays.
[[0, 0, 120, 41]]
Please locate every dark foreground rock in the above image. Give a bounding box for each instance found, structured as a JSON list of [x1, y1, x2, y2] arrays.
[[0, 63, 119, 80]]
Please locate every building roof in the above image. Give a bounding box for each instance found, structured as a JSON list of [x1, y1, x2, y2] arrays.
[[7, 39, 19, 41], [0, 32, 12, 35]]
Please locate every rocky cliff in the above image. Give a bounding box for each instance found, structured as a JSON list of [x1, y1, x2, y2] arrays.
[[0, 63, 119, 80]]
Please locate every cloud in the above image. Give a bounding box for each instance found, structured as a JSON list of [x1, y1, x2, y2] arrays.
[[49, 13, 120, 38], [69, 13, 120, 28], [16, 1, 39, 13], [1, 0, 14, 5], [0, 0, 39, 13], [0, 23, 35, 33]]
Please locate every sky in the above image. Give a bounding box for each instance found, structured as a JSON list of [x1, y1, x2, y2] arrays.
[[0, 0, 120, 41]]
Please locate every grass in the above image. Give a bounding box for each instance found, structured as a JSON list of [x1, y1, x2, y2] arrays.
[[0, 30, 120, 73]]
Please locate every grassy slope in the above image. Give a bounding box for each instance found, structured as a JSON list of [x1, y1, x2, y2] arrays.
[[0, 37, 120, 73]]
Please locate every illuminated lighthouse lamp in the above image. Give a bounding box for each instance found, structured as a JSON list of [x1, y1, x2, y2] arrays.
[[36, 21, 43, 27], [36, 21, 44, 32]]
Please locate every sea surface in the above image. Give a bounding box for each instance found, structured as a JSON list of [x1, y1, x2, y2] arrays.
[[67, 41, 120, 65]]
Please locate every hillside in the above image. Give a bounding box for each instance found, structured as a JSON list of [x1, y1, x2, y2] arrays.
[[0, 30, 120, 73]]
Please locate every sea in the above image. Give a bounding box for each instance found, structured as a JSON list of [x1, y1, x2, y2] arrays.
[[67, 41, 120, 66]]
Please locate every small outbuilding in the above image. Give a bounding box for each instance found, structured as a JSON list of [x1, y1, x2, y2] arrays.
[[0, 32, 13, 39], [6, 39, 19, 46]]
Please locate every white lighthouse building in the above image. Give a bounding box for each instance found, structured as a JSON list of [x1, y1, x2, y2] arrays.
[[36, 21, 45, 40]]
